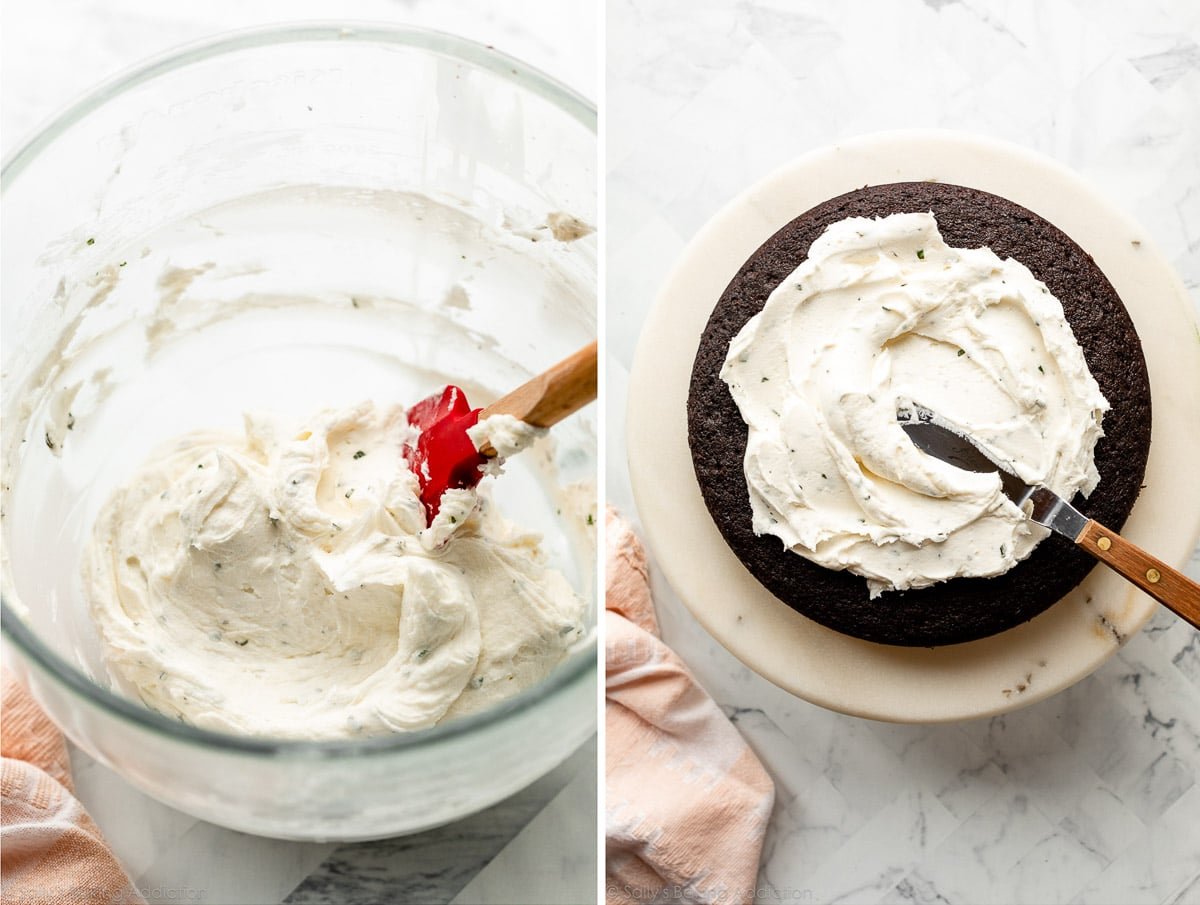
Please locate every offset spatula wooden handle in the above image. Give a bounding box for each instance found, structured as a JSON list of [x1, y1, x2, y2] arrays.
[[477, 341, 598, 456], [1077, 520, 1200, 629]]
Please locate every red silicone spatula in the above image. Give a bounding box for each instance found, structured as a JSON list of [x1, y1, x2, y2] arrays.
[[403, 341, 598, 524]]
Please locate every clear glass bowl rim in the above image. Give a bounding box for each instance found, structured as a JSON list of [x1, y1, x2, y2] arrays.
[[0, 21, 598, 759]]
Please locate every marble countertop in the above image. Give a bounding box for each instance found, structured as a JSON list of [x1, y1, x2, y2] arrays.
[[607, 1, 1200, 904], [2, 2, 596, 904]]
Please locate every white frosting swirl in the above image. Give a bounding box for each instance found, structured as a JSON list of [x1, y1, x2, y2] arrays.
[[721, 212, 1108, 596], [468, 414, 548, 477], [85, 402, 584, 738]]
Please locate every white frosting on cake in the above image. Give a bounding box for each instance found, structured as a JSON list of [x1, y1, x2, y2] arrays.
[[721, 212, 1108, 596]]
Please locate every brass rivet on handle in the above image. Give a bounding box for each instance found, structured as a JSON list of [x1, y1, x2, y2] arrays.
[[1146, 568, 1161, 584], [1097, 536, 1112, 551]]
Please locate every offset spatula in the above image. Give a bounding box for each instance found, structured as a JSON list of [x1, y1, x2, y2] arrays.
[[898, 402, 1200, 630]]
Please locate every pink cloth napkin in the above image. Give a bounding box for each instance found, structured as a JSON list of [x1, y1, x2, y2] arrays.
[[605, 510, 775, 905], [1, 668, 144, 905]]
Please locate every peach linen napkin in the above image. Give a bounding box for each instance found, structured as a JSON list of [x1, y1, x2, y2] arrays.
[[605, 510, 775, 905], [1, 668, 145, 905]]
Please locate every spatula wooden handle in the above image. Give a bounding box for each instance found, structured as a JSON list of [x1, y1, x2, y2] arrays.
[[1077, 520, 1200, 629], [477, 341, 597, 454]]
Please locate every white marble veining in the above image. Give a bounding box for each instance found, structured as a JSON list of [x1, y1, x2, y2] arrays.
[[449, 738, 598, 905], [3, 2, 596, 903], [608, 1, 1199, 903]]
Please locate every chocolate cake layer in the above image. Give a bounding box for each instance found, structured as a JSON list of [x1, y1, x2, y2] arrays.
[[687, 182, 1151, 646]]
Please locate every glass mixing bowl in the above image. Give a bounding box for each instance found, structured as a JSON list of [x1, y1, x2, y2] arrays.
[[1, 24, 597, 841]]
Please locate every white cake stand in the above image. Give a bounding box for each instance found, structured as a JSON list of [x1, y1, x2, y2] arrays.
[[627, 129, 1200, 723]]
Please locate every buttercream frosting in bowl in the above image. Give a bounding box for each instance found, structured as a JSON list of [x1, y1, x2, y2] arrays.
[[86, 403, 584, 739]]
